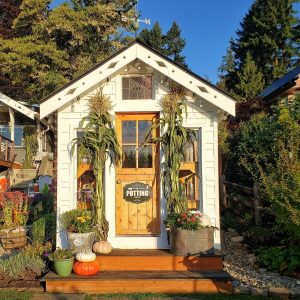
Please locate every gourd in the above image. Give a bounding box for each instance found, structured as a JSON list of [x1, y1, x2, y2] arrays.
[[76, 251, 96, 263], [200, 214, 212, 227], [93, 241, 112, 254], [73, 261, 99, 276]]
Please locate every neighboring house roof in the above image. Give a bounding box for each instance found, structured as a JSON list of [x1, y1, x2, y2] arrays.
[[0, 92, 36, 119], [40, 39, 236, 119], [259, 65, 300, 102]]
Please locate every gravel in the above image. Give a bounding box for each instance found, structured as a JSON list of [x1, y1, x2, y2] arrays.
[[221, 230, 300, 289]]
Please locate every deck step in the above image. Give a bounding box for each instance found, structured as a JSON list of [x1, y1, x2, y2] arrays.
[[43, 270, 232, 294], [96, 250, 224, 271]]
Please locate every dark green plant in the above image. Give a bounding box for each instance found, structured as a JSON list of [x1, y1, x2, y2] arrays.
[[48, 248, 73, 261], [22, 126, 38, 168], [257, 246, 300, 275], [72, 88, 121, 240], [146, 84, 194, 214], [32, 217, 45, 245]]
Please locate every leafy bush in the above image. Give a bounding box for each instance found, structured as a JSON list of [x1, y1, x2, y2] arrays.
[[60, 209, 94, 233], [31, 213, 56, 245], [242, 226, 276, 250], [257, 246, 300, 275], [0, 250, 45, 281], [238, 98, 300, 241]]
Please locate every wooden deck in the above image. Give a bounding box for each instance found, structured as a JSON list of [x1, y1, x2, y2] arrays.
[[42, 249, 232, 294]]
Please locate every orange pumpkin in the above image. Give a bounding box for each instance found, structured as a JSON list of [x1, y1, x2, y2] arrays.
[[73, 261, 100, 276]]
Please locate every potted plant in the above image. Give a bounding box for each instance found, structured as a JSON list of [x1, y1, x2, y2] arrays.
[[72, 88, 121, 248], [60, 209, 95, 254], [165, 210, 215, 256], [49, 248, 74, 276], [0, 191, 30, 249]]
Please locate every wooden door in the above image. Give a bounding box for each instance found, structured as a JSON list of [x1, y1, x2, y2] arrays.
[[116, 113, 160, 235]]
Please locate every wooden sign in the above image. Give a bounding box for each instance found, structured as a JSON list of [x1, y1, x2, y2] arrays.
[[123, 182, 152, 204]]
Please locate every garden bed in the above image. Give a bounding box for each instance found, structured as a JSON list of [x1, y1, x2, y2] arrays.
[[0, 280, 41, 289]]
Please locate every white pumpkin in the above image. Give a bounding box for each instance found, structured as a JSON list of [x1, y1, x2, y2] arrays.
[[200, 214, 212, 227], [93, 241, 112, 254], [76, 251, 96, 262]]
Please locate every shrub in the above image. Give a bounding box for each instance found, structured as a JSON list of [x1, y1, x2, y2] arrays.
[[31, 213, 56, 245], [257, 246, 300, 275], [0, 250, 45, 281]]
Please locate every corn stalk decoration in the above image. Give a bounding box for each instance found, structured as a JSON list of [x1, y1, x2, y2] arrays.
[[72, 88, 121, 241], [146, 84, 195, 214]]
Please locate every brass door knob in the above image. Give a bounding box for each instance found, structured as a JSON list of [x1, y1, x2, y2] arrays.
[[116, 179, 121, 184]]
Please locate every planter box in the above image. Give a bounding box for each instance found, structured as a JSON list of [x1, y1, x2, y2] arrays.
[[170, 227, 214, 256], [0, 226, 29, 250]]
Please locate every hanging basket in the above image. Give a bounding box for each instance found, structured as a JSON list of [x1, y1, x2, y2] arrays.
[[0, 226, 28, 250]]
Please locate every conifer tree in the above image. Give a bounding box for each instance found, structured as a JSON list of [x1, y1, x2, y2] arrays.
[[164, 22, 187, 68], [236, 52, 265, 102], [0, 0, 22, 38], [220, 0, 299, 96], [139, 21, 165, 53]]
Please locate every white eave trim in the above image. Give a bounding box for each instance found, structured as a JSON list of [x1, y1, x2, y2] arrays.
[[0, 93, 35, 120], [40, 42, 236, 118]]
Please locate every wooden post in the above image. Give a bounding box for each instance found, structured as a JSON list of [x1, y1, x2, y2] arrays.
[[253, 182, 262, 225], [220, 175, 227, 209]]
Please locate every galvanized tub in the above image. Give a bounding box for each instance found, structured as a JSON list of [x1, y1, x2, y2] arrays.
[[170, 227, 214, 256]]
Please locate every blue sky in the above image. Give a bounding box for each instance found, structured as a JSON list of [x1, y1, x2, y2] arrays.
[[50, 0, 300, 84]]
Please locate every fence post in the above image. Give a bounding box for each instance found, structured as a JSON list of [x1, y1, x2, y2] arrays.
[[253, 182, 262, 225], [220, 175, 227, 209]]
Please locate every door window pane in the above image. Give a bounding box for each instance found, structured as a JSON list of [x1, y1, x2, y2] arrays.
[[122, 146, 136, 168], [122, 121, 136, 144], [138, 120, 152, 144], [138, 146, 152, 168]]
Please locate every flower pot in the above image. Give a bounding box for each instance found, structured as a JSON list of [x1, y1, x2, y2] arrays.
[[0, 226, 28, 250], [67, 232, 95, 254], [54, 258, 74, 276], [170, 227, 214, 256]]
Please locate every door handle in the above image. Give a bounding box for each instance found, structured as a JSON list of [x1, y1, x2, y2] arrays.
[[116, 179, 121, 184]]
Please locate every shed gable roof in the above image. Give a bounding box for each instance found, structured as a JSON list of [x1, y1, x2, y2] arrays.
[[40, 40, 235, 118], [0, 92, 36, 119]]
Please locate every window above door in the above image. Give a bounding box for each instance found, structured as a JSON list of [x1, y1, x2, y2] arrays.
[[122, 76, 153, 100]]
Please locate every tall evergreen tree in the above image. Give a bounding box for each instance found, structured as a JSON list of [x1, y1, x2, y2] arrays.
[[164, 22, 187, 67], [236, 52, 265, 102], [0, 0, 22, 38], [220, 0, 300, 96], [139, 21, 165, 53]]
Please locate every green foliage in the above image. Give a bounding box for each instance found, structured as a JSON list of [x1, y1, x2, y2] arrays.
[[235, 52, 265, 102], [72, 88, 121, 240], [239, 98, 300, 240], [164, 22, 187, 68], [257, 246, 300, 275], [139, 21, 187, 68], [0, 249, 45, 281], [0, 290, 33, 300], [219, 0, 299, 95], [22, 126, 39, 168], [32, 217, 45, 245], [48, 248, 73, 261], [60, 208, 94, 234]]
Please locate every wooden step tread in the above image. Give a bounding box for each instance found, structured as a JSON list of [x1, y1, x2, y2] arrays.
[[97, 249, 224, 257], [43, 270, 232, 281]]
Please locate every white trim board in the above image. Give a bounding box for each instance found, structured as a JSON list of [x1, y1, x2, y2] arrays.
[[40, 42, 236, 119], [0, 92, 35, 120]]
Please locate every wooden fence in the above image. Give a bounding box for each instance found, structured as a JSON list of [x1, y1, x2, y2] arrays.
[[219, 175, 276, 225]]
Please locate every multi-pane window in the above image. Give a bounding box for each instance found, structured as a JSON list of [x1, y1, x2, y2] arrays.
[[122, 76, 152, 100]]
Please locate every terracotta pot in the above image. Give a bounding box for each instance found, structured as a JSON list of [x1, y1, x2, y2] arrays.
[[170, 227, 214, 256]]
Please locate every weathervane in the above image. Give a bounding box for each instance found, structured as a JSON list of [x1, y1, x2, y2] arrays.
[[114, 0, 151, 36]]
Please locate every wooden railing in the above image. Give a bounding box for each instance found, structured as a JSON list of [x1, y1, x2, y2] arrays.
[[220, 175, 277, 225], [0, 134, 14, 162]]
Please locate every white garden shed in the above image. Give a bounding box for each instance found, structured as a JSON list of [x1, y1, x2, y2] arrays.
[[40, 40, 235, 250]]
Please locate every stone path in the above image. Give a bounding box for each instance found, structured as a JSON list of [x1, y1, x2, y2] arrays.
[[221, 229, 300, 297]]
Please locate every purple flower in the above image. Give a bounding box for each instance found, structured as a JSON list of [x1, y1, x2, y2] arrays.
[[44, 252, 49, 257]]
